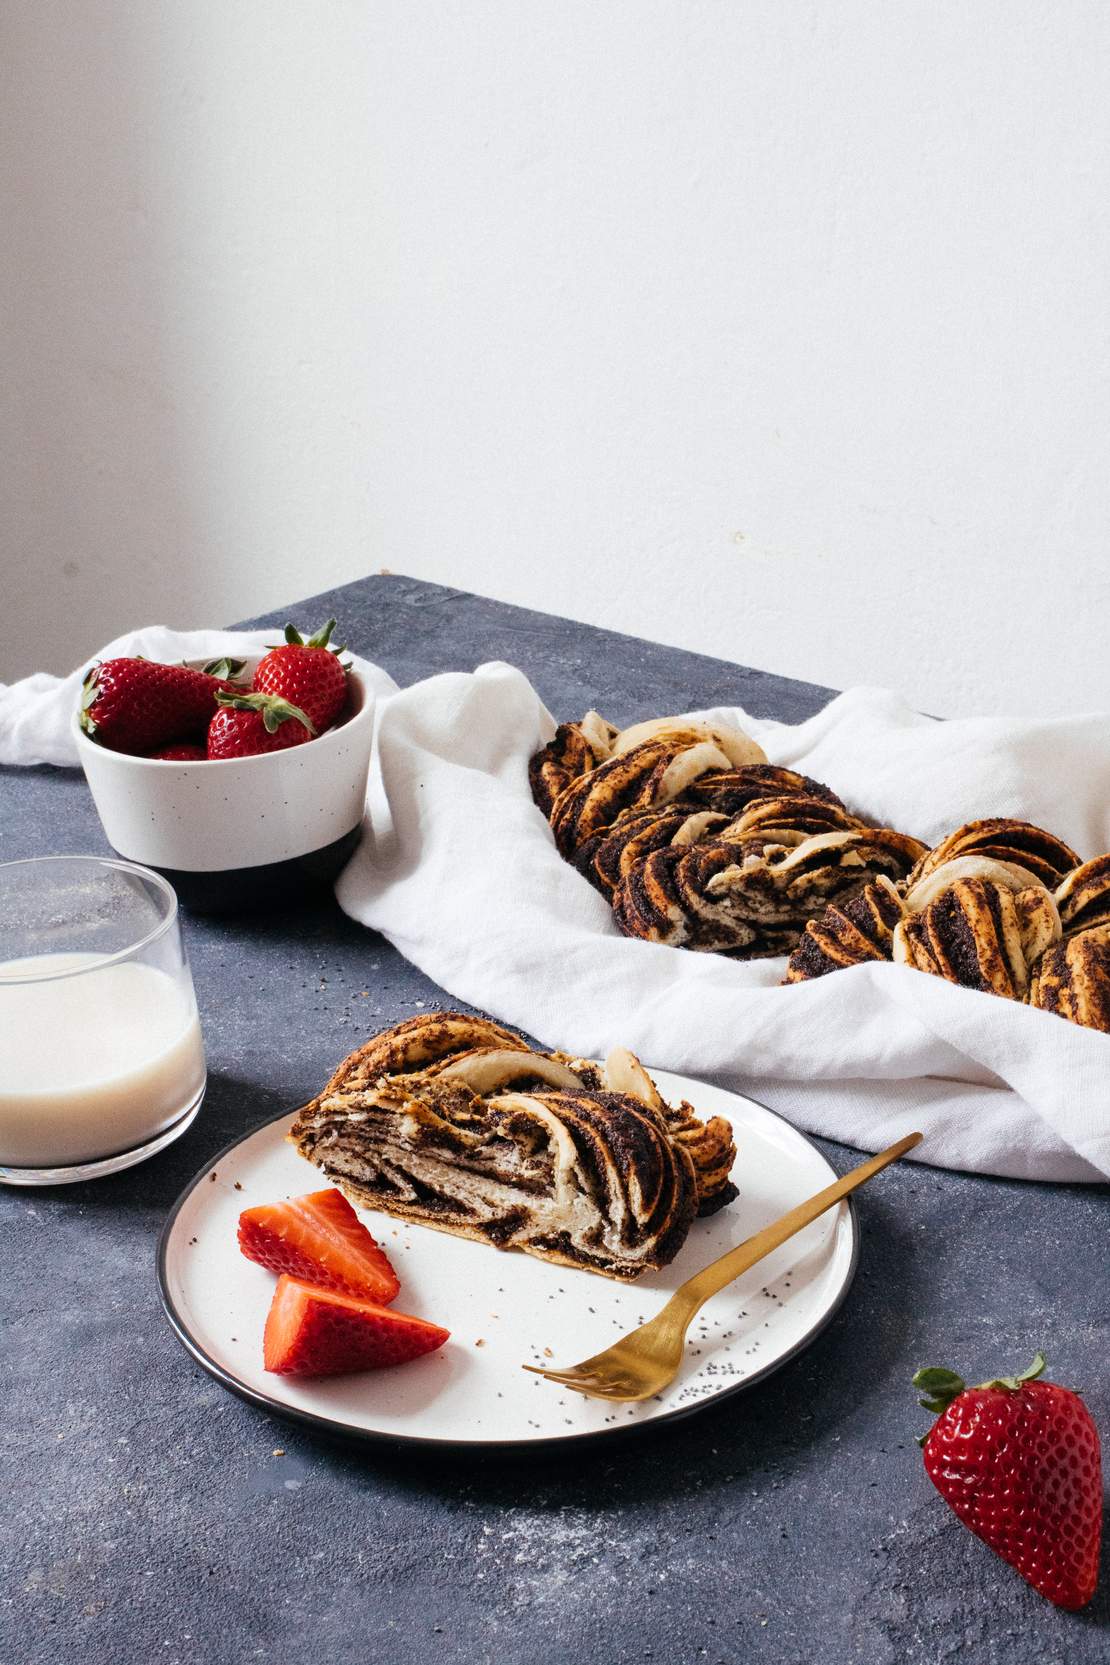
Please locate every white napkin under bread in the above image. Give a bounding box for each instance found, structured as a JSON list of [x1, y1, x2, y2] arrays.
[[338, 668, 1110, 1184]]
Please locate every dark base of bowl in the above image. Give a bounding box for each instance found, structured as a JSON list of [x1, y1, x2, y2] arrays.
[[115, 826, 363, 915]]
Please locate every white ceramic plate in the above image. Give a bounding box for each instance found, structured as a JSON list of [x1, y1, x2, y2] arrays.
[[158, 1071, 858, 1449]]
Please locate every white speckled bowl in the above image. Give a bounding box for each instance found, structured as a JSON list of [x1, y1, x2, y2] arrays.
[[73, 660, 376, 912]]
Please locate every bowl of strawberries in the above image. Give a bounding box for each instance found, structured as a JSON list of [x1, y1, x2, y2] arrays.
[[73, 621, 376, 912]]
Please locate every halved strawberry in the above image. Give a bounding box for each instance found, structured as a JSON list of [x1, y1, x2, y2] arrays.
[[238, 1188, 399, 1304], [263, 1275, 449, 1375]]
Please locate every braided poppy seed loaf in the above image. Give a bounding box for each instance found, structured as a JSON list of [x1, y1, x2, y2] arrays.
[[532, 715, 1110, 1036], [531, 710, 925, 959], [613, 827, 926, 956], [903, 819, 1080, 891], [290, 1013, 738, 1282], [784, 821, 1110, 1036]]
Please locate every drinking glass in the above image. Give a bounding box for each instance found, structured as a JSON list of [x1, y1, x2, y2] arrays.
[[0, 855, 207, 1184]]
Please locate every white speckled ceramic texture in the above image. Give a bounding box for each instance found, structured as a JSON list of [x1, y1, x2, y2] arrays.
[[73, 659, 376, 872], [158, 1071, 858, 1448]]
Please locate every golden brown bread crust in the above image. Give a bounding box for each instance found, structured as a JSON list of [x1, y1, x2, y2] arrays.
[[528, 714, 618, 819], [574, 804, 729, 898], [548, 735, 744, 859], [1029, 925, 1110, 1032], [717, 795, 869, 844], [683, 766, 843, 816], [318, 1012, 528, 1099], [892, 876, 1060, 1000], [1055, 855, 1110, 939], [905, 819, 1080, 891]]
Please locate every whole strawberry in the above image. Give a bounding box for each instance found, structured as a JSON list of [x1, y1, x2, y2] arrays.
[[207, 691, 316, 760], [80, 656, 245, 754], [914, 1351, 1102, 1609], [253, 620, 348, 733]]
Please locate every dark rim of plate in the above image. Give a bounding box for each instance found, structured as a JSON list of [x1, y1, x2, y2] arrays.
[[156, 1099, 861, 1455]]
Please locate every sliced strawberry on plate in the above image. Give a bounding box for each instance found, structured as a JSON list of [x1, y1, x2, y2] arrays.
[[263, 1275, 450, 1376], [238, 1187, 400, 1304]]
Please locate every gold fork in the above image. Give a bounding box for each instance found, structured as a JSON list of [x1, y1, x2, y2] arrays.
[[522, 1130, 922, 1402]]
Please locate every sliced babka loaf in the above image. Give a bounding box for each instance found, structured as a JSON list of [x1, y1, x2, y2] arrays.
[[289, 1013, 737, 1280]]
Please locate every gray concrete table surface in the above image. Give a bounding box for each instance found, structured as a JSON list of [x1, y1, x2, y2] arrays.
[[2, 575, 1107, 1665]]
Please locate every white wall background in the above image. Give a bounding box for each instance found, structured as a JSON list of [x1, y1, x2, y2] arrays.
[[4, 2, 1110, 716]]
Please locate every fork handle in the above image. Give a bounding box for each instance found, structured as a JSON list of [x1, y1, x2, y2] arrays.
[[670, 1130, 923, 1316]]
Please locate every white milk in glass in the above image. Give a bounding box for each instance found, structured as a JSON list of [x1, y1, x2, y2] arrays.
[[0, 952, 206, 1166]]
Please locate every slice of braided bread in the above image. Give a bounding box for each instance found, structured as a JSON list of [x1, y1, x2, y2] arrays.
[[289, 1013, 737, 1281]]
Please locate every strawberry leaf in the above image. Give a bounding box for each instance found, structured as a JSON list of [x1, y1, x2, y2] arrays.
[[913, 1367, 965, 1393], [911, 1365, 966, 1415], [273, 620, 341, 654], [981, 1352, 1047, 1392], [202, 656, 247, 680], [78, 668, 101, 734], [214, 689, 316, 736]]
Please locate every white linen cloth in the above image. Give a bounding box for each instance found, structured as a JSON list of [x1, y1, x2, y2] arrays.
[[5, 634, 1110, 1183], [338, 667, 1110, 1185]]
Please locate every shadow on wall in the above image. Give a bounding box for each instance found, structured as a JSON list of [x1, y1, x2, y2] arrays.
[[1, 5, 204, 681]]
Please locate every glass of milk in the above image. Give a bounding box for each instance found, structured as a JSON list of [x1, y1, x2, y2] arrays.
[[0, 855, 207, 1184]]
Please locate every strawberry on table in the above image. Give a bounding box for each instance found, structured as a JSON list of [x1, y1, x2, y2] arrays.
[[238, 1187, 400, 1304], [206, 691, 315, 760], [914, 1351, 1102, 1609], [263, 1275, 450, 1376], [79, 656, 245, 754], [253, 619, 349, 733]]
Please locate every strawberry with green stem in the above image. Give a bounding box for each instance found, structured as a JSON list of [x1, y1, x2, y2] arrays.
[[207, 690, 316, 760], [252, 619, 349, 733], [913, 1350, 1102, 1609], [80, 657, 246, 754]]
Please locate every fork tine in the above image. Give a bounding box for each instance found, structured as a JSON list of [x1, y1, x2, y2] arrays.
[[525, 1366, 600, 1388], [523, 1361, 649, 1402], [560, 1378, 609, 1400], [521, 1363, 619, 1398]]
